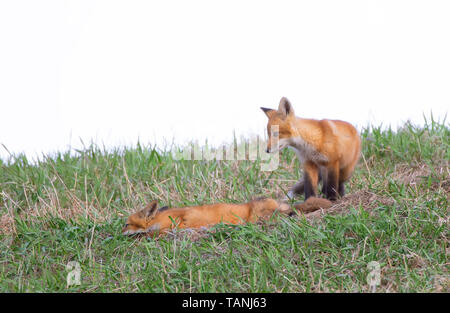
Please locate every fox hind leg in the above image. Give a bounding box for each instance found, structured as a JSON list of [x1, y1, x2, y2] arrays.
[[337, 166, 354, 198]]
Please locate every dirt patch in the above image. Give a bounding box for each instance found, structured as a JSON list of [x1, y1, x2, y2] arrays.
[[301, 190, 396, 220], [164, 227, 212, 242], [394, 163, 432, 186], [433, 275, 450, 293], [393, 162, 450, 193], [0, 213, 15, 236]]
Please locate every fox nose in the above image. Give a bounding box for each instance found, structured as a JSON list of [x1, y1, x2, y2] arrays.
[[266, 148, 270, 153]]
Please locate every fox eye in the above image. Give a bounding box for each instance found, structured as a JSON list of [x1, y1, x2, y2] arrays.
[[124, 223, 129, 227]]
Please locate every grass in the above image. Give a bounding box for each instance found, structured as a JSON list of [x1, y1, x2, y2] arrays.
[[0, 116, 448, 292]]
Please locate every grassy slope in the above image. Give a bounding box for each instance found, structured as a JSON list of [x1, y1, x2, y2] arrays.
[[0, 118, 448, 292]]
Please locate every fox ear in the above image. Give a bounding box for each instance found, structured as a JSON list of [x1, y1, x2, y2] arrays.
[[142, 200, 158, 218], [278, 97, 294, 117], [260, 107, 275, 118]]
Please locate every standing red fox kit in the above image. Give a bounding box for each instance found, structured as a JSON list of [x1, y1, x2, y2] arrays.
[[122, 197, 332, 236], [261, 97, 361, 201]]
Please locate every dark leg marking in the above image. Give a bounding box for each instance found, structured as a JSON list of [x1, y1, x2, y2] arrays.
[[326, 169, 339, 201], [320, 168, 327, 196], [158, 206, 170, 212], [304, 171, 317, 200], [291, 179, 304, 196], [338, 182, 345, 197]]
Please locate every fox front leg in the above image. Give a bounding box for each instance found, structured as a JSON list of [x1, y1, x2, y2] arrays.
[[287, 179, 304, 199], [325, 162, 340, 201], [288, 167, 326, 199], [319, 167, 327, 196], [303, 161, 319, 200]]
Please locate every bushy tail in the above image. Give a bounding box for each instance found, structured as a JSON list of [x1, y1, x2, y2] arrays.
[[293, 197, 332, 214]]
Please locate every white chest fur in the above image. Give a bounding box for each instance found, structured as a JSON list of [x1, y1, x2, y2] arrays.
[[285, 137, 328, 165]]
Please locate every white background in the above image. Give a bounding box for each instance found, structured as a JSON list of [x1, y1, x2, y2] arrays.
[[0, 0, 449, 160]]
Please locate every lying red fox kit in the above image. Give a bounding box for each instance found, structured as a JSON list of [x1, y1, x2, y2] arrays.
[[122, 197, 332, 236], [122, 198, 291, 236], [261, 97, 361, 201]]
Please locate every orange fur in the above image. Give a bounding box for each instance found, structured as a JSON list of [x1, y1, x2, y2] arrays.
[[261, 97, 361, 200], [122, 198, 292, 237], [293, 197, 332, 214]]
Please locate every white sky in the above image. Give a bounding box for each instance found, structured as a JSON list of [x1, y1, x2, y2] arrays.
[[0, 0, 449, 160]]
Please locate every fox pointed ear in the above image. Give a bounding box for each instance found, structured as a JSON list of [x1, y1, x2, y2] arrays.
[[278, 97, 294, 117], [260, 107, 275, 118], [142, 200, 158, 218]]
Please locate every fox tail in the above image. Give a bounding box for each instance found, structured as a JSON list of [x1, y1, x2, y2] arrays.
[[293, 197, 332, 214]]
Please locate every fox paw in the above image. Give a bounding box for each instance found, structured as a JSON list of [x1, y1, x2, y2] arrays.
[[286, 190, 296, 200]]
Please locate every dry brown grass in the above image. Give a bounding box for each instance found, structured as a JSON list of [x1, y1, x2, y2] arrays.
[[126, 187, 399, 242], [393, 162, 450, 192], [302, 189, 397, 220]]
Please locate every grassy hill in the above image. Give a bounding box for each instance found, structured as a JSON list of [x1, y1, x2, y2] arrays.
[[0, 117, 448, 292]]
